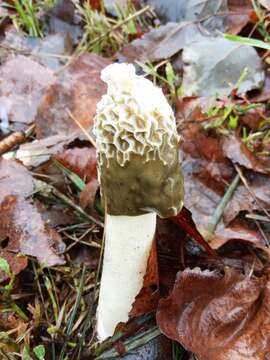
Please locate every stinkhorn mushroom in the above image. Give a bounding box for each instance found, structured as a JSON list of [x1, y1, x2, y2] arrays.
[[94, 63, 184, 341]]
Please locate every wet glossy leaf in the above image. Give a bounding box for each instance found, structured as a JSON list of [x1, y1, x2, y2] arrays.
[[157, 267, 270, 360]]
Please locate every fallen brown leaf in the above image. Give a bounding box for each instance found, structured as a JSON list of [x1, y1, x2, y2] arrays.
[[224, 173, 270, 224], [222, 134, 270, 174], [181, 123, 267, 250], [0, 250, 27, 283], [119, 22, 205, 64], [227, 0, 254, 34], [0, 159, 65, 281], [35, 53, 111, 138], [16, 134, 74, 167], [79, 179, 99, 210], [0, 55, 55, 133], [157, 267, 270, 360], [55, 147, 97, 183], [0, 196, 65, 267]]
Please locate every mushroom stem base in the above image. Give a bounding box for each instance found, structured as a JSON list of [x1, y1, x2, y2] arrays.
[[96, 213, 157, 341]]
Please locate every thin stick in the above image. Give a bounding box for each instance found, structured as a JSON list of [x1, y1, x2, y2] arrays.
[[0, 124, 35, 156], [87, 5, 151, 48], [67, 110, 96, 148], [235, 164, 270, 219]]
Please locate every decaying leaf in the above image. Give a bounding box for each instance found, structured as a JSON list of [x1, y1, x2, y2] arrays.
[[182, 37, 264, 96], [181, 123, 266, 250], [224, 173, 270, 224], [0, 159, 65, 280], [226, 0, 255, 35], [0, 196, 65, 267], [148, 0, 228, 30], [55, 147, 97, 183], [222, 134, 270, 174], [157, 267, 270, 360], [0, 250, 27, 283], [120, 22, 206, 63], [15, 134, 74, 167], [0, 55, 55, 133], [35, 53, 111, 138]]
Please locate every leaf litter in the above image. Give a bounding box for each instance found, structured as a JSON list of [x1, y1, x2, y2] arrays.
[[0, 0, 270, 359]]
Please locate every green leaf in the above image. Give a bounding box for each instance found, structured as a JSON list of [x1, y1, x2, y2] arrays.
[[0, 257, 11, 276], [22, 346, 32, 360], [224, 34, 270, 51], [165, 62, 176, 86], [228, 114, 239, 129], [33, 345, 45, 360]]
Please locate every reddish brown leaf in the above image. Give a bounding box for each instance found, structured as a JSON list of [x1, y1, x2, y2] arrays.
[[222, 134, 270, 174], [157, 267, 270, 360], [224, 173, 270, 224], [227, 0, 254, 34], [55, 147, 97, 183], [0, 250, 27, 282], [0, 159, 65, 277], [0, 55, 55, 133], [0, 196, 65, 267], [35, 53, 111, 138], [241, 106, 265, 130], [129, 239, 159, 318], [79, 179, 99, 210], [172, 207, 216, 256], [181, 124, 267, 250]]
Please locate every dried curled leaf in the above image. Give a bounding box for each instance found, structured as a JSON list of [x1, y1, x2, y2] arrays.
[[157, 267, 270, 360]]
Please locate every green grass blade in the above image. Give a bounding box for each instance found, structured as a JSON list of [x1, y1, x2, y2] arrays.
[[224, 33, 270, 50]]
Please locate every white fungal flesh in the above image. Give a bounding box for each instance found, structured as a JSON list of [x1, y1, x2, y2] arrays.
[[97, 213, 156, 340], [94, 63, 180, 167]]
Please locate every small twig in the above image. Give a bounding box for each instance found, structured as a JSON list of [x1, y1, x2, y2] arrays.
[[234, 164, 270, 219], [0, 124, 35, 156], [87, 5, 151, 48], [67, 110, 96, 148], [246, 213, 270, 222], [255, 220, 270, 247], [208, 174, 240, 233]]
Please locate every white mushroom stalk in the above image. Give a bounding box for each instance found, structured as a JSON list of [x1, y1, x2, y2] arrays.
[[94, 63, 184, 341]]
